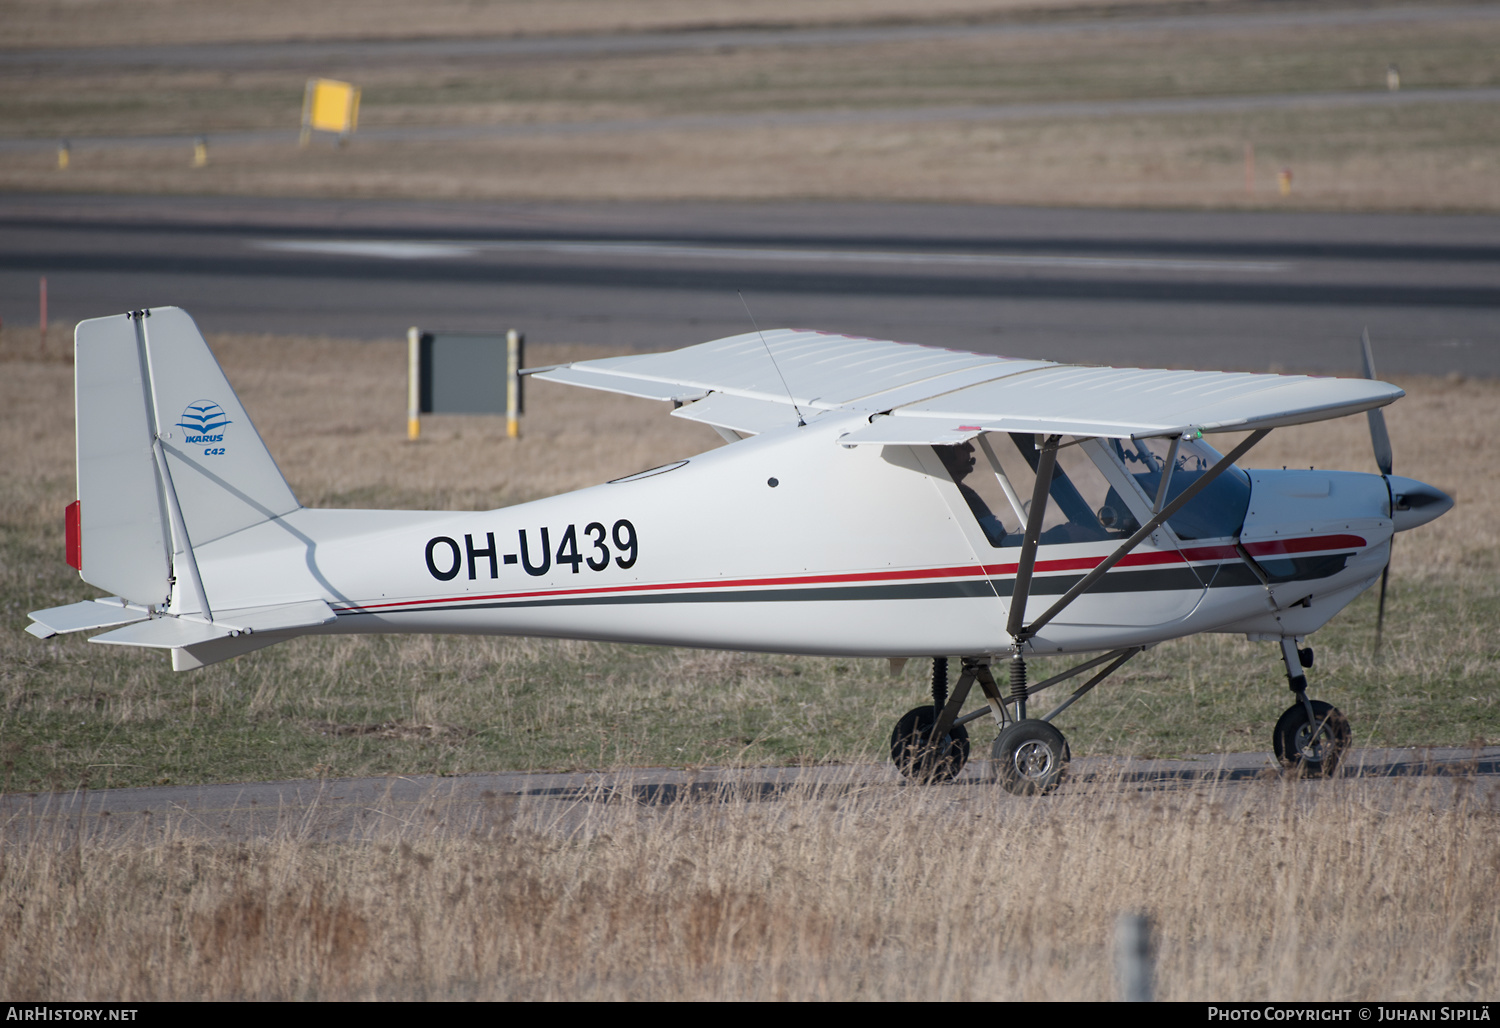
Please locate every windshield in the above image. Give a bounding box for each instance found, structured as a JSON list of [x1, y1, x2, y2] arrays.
[[937, 433, 1251, 547], [1108, 436, 1251, 540]]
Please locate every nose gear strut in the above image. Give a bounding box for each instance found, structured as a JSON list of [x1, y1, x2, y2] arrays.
[[1273, 637, 1350, 776]]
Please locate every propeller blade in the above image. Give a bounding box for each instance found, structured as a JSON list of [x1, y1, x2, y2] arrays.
[[1374, 560, 1389, 656], [1361, 328, 1394, 476], [1363, 328, 1393, 656]]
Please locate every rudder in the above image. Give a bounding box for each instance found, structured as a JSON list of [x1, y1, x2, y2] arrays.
[[74, 308, 300, 608]]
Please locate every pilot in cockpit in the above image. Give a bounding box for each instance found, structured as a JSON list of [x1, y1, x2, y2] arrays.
[[935, 442, 1009, 547]]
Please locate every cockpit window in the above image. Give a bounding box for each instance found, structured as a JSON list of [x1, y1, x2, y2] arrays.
[[934, 442, 1011, 546], [1109, 437, 1251, 540], [935, 434, 1140, 548]]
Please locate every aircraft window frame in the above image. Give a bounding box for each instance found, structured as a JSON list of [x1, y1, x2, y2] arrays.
[[974, 434, 1029, 527], [931, 441, 1014, 547], [1104, 435, 1253, 541], [934, 434, 1158, 550], [1077, 437, 1157, 534]]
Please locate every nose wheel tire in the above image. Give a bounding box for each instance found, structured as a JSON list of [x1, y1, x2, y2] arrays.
[[890, 706, 970, 783], [1273, 699, 1351, 777], [992, 719, 1069, 795]]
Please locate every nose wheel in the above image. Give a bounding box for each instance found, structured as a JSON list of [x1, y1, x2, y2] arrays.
[[1273, 699, 1351, 777], [1272, 639, 1351, 777]]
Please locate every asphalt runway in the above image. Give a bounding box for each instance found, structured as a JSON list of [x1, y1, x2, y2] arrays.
[[3, 747, 1496, 844], [3, 193, 1498, 375]]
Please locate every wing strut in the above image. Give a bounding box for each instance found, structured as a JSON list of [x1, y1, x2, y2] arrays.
[[1009, 429, 1270, 648], [1005, 434, 1060, 644], [1152, 434, 1182, 512]]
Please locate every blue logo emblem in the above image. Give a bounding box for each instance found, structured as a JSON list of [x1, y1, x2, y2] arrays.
[[177, 400, 231, 444]]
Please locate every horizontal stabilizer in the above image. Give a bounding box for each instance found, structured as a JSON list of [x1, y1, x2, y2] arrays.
[[211, 599, 335, 634], [25, 597, 152, 639], [85, 599, 336, 651], [90, 617, 231, 650]]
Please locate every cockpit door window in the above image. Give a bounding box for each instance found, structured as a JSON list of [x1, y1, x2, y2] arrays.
[[935, 434, 1147, 549]]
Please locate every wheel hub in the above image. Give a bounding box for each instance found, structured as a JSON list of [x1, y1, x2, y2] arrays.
[[1013, 739, 1056, 779], [1294, 722, 1328, 761]]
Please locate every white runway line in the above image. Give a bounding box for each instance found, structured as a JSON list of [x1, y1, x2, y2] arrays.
[[252, 238, 1291, 273]]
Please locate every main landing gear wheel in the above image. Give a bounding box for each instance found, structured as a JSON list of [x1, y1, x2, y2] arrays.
[[1273, 700, 1351, 777], [992, 719, 1069, 796], [890, 706, 970, 783]]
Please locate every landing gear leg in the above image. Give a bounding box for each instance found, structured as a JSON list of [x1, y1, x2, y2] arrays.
[[1272, 638, 1350, 777]]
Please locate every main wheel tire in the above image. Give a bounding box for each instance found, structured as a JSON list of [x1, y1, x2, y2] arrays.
[[890, 706, 970, 783], [1272, 699, 1351, 777], [992, 719, 1069, 796]]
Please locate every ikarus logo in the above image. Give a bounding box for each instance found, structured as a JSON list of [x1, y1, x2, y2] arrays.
[[178, 400, 231, 455]]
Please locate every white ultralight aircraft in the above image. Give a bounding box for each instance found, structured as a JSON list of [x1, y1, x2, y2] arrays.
[[27, 308, 1453, 793]]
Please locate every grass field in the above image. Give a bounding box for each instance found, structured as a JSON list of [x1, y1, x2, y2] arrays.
[[2, 329, 1495, 793], [3, 1, 1498, 210]]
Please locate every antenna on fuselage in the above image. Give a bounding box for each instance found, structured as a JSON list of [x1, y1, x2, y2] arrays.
[[739, 291, 805, 427]]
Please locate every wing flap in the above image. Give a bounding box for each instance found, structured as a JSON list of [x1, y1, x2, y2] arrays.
[[836, 415, 1147, 446], [671, 393, 802, 435], [531, 366, 708, 404]]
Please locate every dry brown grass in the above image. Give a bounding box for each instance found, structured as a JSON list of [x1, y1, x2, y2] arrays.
[[4, 2, 1499, 211], [8, 103, 1496, 213], [3, 768, 1497, 1000]]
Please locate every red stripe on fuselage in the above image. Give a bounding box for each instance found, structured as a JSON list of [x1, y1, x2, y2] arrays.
[[1181, 534, 1368, 562], [336, 533, 1367, 614]]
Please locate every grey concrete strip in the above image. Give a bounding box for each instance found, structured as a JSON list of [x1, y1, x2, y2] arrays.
[[6, 87, 1497, 153], [3, 746, 1495, 845]]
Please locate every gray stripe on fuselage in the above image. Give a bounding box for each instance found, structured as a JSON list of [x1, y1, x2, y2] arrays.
[[347, 553, 1351, 616]]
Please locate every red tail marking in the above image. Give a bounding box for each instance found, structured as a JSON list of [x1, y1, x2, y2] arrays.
[[65, 500, 81, 570]]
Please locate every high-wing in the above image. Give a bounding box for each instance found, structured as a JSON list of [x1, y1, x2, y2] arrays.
[[530, 329, 1404, 441]]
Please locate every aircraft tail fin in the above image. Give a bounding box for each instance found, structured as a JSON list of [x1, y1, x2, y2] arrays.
[[71, 307, 300, 612]]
